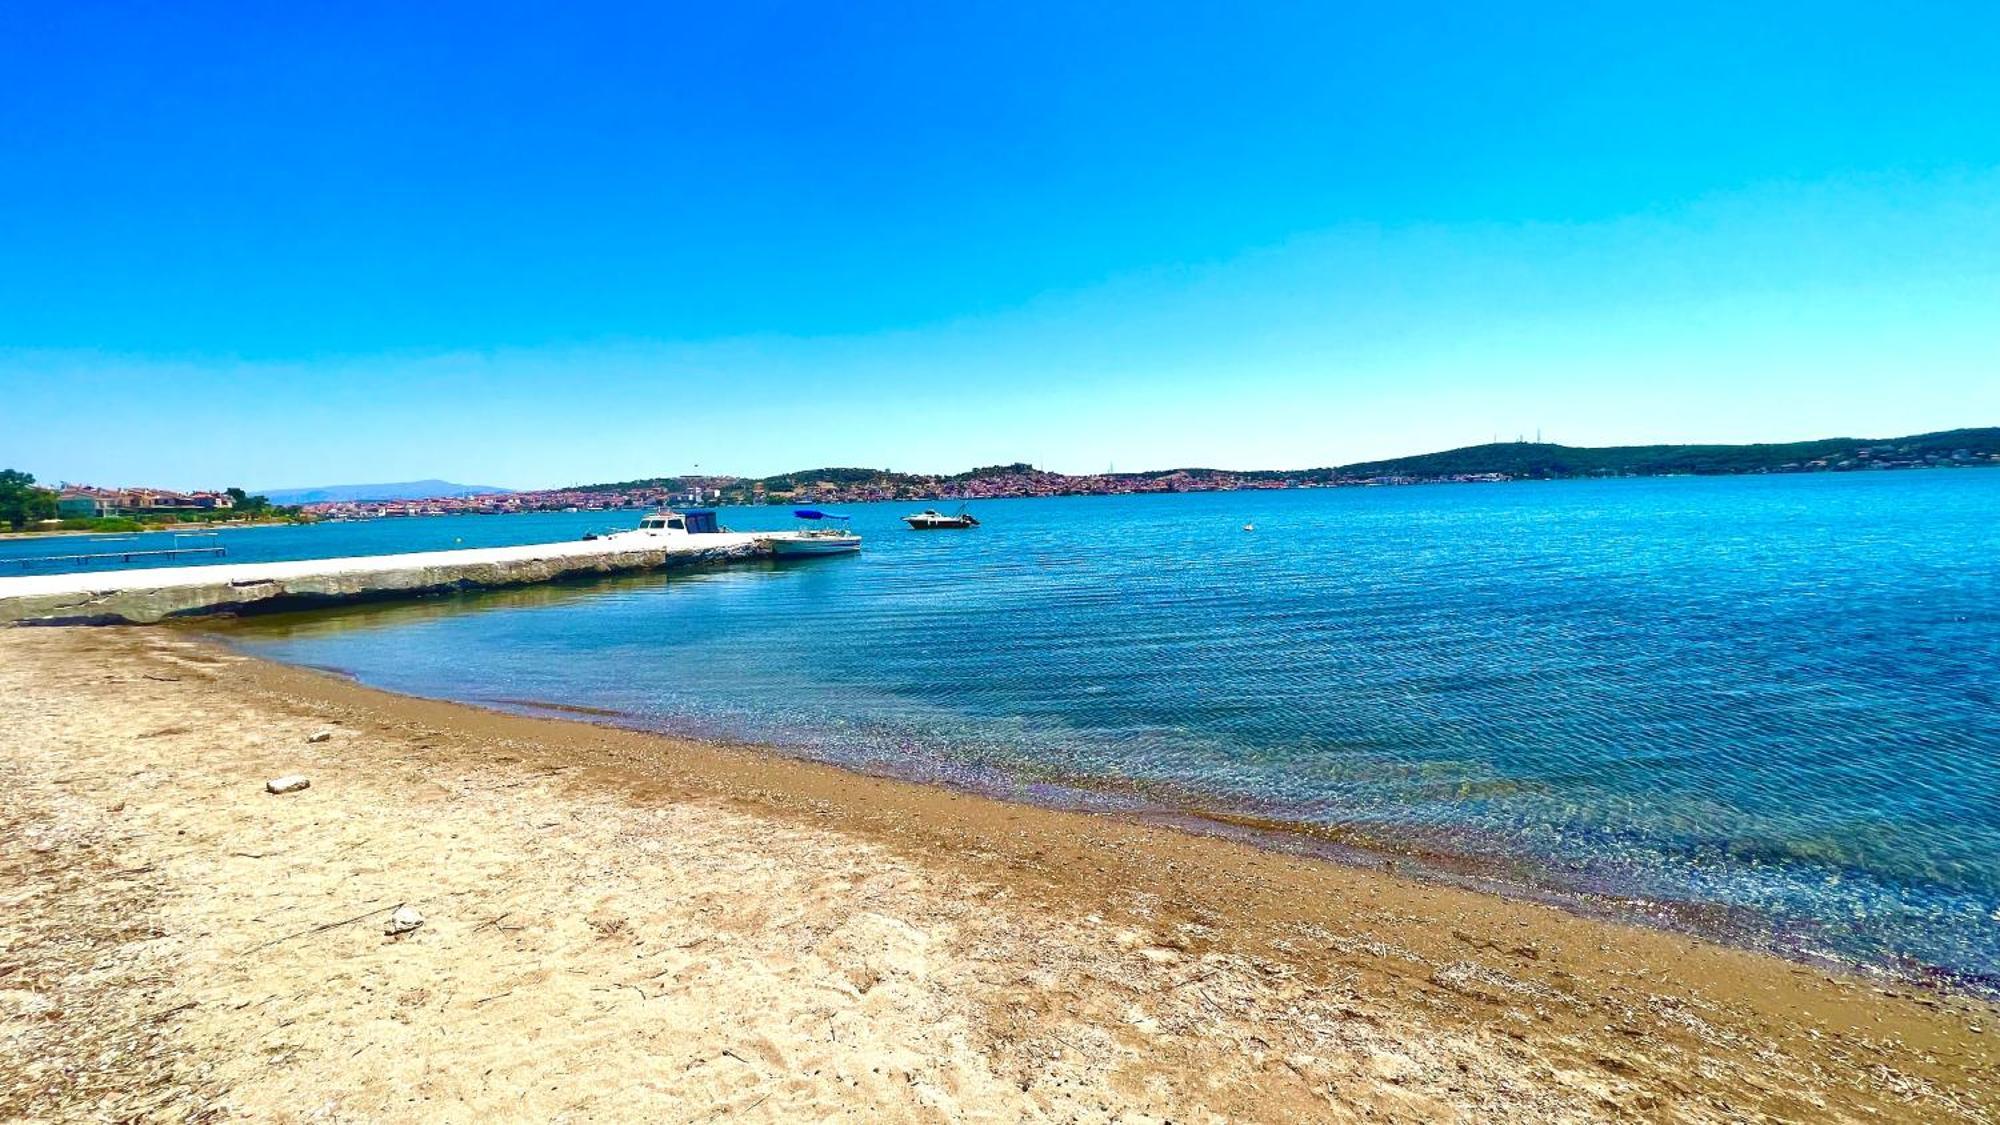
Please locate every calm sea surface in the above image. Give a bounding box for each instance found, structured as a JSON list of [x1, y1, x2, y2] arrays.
[[152, 474, 2000, 985]]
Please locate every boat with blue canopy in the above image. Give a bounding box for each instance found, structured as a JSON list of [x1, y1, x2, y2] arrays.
[[769, 509, 862, 557]]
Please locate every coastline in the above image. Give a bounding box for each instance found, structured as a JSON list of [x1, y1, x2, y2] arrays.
[[3, 627, 1994, 1121], [380, 686, 1991, 996], [0, 519, 300, 541]]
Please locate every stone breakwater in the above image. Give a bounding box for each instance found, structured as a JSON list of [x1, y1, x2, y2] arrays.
[[0, 535, 773, 625]]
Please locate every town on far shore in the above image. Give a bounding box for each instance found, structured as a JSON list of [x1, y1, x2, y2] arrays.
[[286, 429, 2000, 519], [0, 475, 302, 534], [4, 428, 1994, 529]]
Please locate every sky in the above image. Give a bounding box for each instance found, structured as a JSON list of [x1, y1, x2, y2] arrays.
[[2, 2, 1997, 490]]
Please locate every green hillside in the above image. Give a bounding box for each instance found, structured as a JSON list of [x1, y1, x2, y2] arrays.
[[570, 427, 1999, 499], [1333, 428, 2000, 479]]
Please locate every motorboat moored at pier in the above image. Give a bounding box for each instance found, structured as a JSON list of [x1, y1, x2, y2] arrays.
[[584, 509, 726, 542], [768, 509, 862, 557]]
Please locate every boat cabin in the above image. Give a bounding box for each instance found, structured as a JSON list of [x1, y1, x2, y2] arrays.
[[637, 509, 720, 534]]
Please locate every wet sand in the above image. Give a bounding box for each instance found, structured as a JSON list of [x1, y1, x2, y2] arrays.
[[2, 626, 1994, 1122]]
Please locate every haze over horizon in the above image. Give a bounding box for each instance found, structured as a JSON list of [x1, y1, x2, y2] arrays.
[[5, 3, 1999, 491]]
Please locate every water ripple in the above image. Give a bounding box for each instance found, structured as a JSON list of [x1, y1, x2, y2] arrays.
[[228, 473, 2000, 985]]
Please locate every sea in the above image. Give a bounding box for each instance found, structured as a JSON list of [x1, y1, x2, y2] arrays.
[[14, 472, 1997, 987]]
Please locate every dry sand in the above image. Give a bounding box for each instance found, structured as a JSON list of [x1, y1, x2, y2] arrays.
[[1, 626, 1994, 1123]]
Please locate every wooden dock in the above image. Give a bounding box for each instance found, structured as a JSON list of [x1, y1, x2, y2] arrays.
[[5, 546, 228, 568], [0, 533, 775, 625]]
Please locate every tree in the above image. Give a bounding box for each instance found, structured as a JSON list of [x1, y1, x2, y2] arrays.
[[0, 469, 57, 530], [225, 486, 271, 513]]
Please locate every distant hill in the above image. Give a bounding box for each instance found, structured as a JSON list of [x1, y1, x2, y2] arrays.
[[1333, 428, 2000, 479], [261, 480, 512, 504], [570, 428, 2000, 502]]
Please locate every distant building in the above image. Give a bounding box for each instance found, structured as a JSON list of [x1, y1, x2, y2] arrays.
[[57, 488, 117, 518], [55, 485, 236, 517]]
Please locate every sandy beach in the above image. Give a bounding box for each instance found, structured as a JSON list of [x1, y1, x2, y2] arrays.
[[2, 626, 1994, 1123]]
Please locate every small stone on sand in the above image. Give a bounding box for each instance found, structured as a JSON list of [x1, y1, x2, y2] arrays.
[[266, 775, 311, 794], [308, 729, 333, 743], [385, 905, 425, 936]]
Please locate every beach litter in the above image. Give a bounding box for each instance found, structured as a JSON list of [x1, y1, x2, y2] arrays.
[[265, 775, 311, 795], [384, 906, 426, 936]]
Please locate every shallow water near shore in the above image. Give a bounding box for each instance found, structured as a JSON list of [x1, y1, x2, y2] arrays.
[[216, 473, 2000, 986]]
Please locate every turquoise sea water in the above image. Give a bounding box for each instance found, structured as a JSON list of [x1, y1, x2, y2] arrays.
[[0, 510, 646, 573], [201, 474, 1999, 986]]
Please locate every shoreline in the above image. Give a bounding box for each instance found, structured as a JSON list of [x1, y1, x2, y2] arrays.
[[4, 626, 1994, 1120], [191, 637, 2000, 1006], [260, 665, 1998, 1001], [0, 518, 300, 541]]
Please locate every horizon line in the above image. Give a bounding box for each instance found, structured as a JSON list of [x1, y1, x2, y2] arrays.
[[245, 424, 1995, 497]]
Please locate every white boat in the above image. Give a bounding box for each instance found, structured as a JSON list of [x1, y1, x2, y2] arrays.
[[902, 504, 979, 530], [768, 509, 861, 557], [770, 533, 861, 557], [583, 509, 726, 542]]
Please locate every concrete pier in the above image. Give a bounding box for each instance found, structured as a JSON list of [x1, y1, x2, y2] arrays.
[[0, 533, 775, 625]]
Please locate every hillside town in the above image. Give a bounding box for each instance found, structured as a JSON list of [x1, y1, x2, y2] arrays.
[[290, 435, 1999, 520], [0, 474, 303, 534], [289, 465, 1489, 520], [48, 485, 240, 519], [9, 432, 1995, 527]]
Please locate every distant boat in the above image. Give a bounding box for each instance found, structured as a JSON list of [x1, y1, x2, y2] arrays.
[[903, 505, 979, 530], [769, 509, 862, 557], [1243, 523, 1256, 532]]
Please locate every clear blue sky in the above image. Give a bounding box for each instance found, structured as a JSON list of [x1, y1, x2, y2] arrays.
[[3, 2, 1997, 489]]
